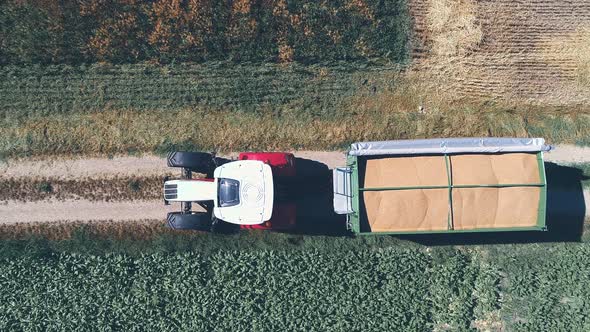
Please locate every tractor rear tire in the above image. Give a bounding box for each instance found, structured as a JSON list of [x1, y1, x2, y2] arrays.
[[167, 151, 215, 175], [167, 212, 212, 231]]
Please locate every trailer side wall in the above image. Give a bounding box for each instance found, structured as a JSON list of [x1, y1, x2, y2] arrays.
[[350, 152, 547, 234]]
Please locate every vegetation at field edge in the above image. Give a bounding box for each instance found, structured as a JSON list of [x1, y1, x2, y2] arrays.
[[0, 175, 172, 202], [2, 63, 590, 158], [0, 229, 589, 331]]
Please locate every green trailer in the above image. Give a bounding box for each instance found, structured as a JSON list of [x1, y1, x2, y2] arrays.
[[333, 138, 549, 235]]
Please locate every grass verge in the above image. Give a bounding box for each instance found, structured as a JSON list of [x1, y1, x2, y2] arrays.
[[2, 106, 590, 158], [2, 63, 590, 158], [0, 175, 171, 202]]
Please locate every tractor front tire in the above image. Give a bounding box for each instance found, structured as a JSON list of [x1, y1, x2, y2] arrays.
[[167, 212, 212, 231], [167, 151, 215, 175]]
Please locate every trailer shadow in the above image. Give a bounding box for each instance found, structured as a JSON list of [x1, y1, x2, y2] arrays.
[[405, 162, 588, 246]]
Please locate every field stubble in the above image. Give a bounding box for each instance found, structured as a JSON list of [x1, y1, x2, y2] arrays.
[[410, 0, 590, 104]]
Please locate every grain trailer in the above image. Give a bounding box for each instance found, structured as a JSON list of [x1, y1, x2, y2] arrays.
[[333, 138, 550, 235]]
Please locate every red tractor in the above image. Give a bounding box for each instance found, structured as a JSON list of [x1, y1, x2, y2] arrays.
[[164, 151, 297, 232]]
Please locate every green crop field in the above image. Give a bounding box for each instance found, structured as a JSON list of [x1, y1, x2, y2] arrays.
[[1, 232, 590, 331], [0, 63, 397, 118]]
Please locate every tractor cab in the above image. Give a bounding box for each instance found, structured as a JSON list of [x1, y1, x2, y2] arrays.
[[212, 160, 274, 224]]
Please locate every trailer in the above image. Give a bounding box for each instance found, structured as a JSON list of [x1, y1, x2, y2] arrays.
[[333, 138, 550, 235]]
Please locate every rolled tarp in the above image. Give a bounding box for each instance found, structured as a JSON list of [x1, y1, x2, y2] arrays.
[[349, 137, 551, 156]]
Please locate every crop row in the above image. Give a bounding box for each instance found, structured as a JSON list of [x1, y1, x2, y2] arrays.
[[0, 63, 399, 119], [0, 0, 409, 65], [1, 234, 589, 331]]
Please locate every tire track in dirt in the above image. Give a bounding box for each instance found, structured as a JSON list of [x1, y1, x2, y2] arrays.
[[0, 146, 586, 180]]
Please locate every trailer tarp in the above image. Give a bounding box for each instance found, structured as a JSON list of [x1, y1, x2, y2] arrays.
[[350, 137, 550, 156]]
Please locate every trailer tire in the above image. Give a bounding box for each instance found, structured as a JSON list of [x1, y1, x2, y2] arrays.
[[167, 151, 215, 175], [167, 212, 212, 231]]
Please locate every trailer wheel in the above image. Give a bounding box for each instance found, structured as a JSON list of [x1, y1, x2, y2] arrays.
[[167, 151, 215, 175], [166, 212, 212, 231]]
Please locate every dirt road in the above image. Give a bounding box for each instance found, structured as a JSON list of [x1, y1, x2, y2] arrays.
[[1, 145, 588, 225], [0, 199, 178, 224]]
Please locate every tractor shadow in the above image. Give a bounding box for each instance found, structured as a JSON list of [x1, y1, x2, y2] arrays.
[[283, 158, 347, 236], [406, 162, 588, 246]]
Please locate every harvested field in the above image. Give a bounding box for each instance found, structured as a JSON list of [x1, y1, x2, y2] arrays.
[[410, 0, 590, 104]]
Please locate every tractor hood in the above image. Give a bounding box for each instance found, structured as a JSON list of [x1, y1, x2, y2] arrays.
[[163, 179, 216, 202], [213, 160, 274, 225]]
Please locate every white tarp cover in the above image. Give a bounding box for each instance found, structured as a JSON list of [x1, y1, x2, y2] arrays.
[[349, 137, 550, 156]]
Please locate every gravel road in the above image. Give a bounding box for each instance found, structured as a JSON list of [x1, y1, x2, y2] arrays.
[[1, 145, 588, 224]]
